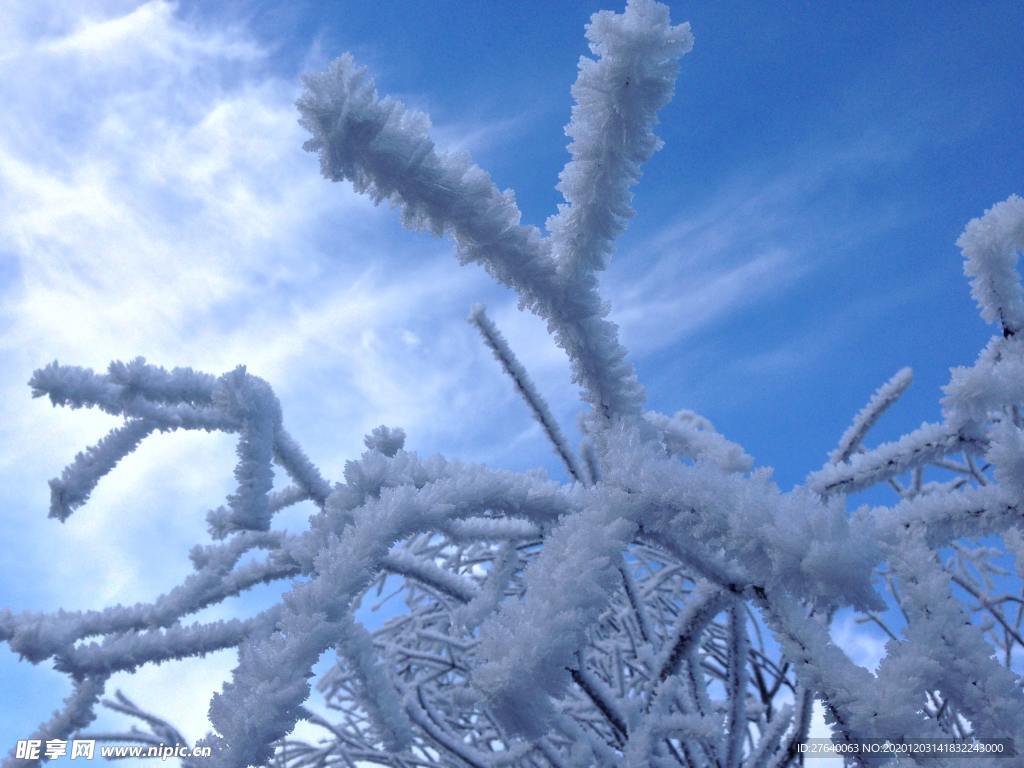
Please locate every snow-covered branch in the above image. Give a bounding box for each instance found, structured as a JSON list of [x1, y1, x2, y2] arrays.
[[5, 3, 1023, 767]]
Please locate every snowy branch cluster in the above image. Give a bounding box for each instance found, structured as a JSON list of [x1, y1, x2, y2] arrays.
[[4, 1, 1024, 766]]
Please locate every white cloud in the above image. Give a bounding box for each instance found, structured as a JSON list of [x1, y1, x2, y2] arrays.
[[0, 1, 919, 757], [605, 128, 925, 371], [40, 1, 261, 65], [831, 609, 889, 673], [612, 247, 801, 355], [0, 0, 539, 750]]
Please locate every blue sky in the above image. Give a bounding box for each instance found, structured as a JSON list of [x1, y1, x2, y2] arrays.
[[0, 0, 1021, 763]]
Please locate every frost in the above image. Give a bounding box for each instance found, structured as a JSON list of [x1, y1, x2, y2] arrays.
[[829, 367, 913, 464], [959, 193, 1024, 335], [5, 2, 1024, 767], [363, 425, 406, 457]]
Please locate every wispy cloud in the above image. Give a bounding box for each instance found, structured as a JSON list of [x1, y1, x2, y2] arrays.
[[39, 1, 261, 63], [613, 246, 802, 355], [0, 0, 945, 755], [0, 0, 556, 750], [605, 123, 932, 392]]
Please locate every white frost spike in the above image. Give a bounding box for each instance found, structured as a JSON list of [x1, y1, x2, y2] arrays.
[[3, 675, 107, 768], [334, 615, 413, 751], [943, 335, 1024, 429], [27, 359, 333, 534], [215, 367, 281, 536], [297, 41, 651, 418], [808, 421, 972, 496], [958, 193, 1024, 334], [470, 305, 585, 482], [646, 409, 753, 472], [881, 534, 1024, 748], [874, 484, 1021, 547], [829, 366, 913, 463], [453, 543, 519, 630], [363, 425, 406, 457], [473, 506, 635, 737], [106, 357, 217, 405], [723, 603, 748, 768], [550, 0, 693, 279], [655, 583, 729, 682], [274, 429, 332, 504], [986, 419, 1024, 494], [29, 360, 234, 431], [48, 419, 157, 521], [382, 550, 478, 603]]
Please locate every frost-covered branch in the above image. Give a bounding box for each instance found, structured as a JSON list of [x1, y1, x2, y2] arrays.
[[959, 193, 1024, 337], [549, 0, 691, 282], [829, 367, 913, 464], [6, 3, 1024, 767], [295, 1, 690, 420], [469, 305, 585, 482]]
